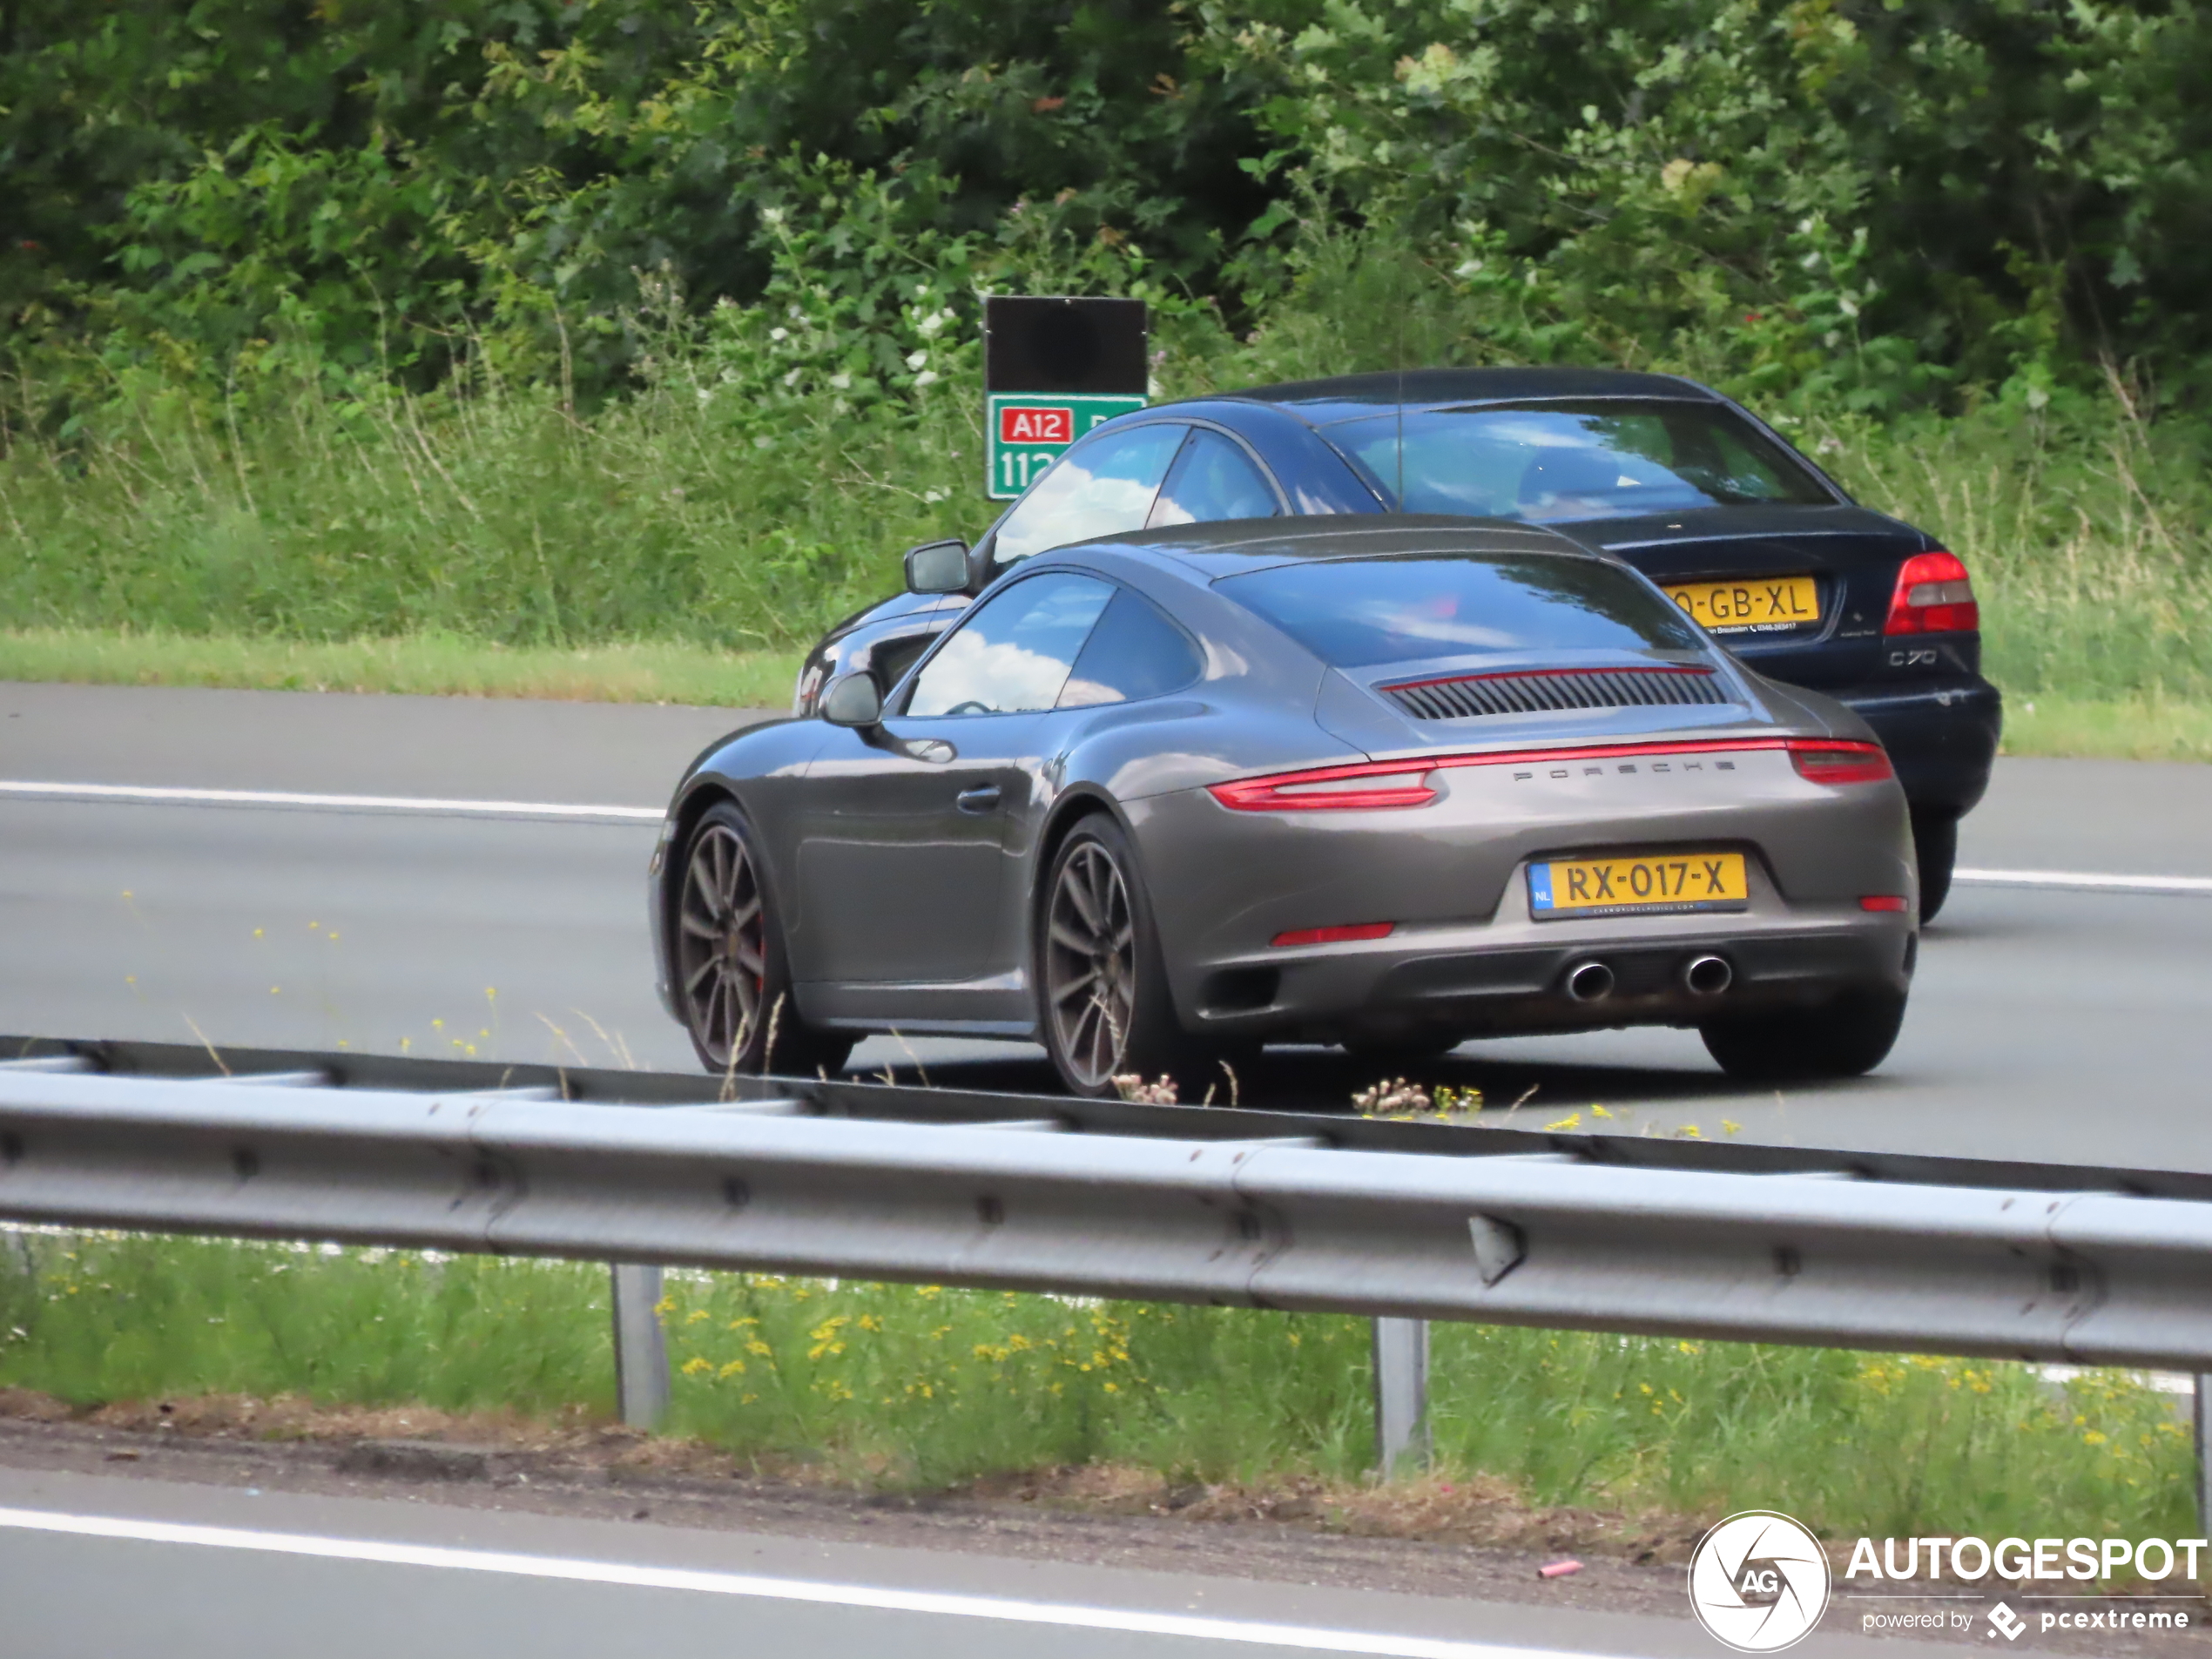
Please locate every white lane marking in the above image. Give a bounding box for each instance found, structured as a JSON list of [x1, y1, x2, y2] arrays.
[[0, 1507, 1576, 1659], [0, 780, 660, 824], [1956, 867, 2212, 896], [7, 782, 2202, 900]]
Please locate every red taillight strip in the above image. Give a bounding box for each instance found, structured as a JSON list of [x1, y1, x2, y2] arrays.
[[1209, 763, 1440, 812], [1789, 741, 1894, 785], [1209, 738, 1897, 811], [1385, 664, 1717, 693]]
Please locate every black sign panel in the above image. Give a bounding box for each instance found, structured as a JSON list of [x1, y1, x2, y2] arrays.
[[984, 296, 1149, 395]]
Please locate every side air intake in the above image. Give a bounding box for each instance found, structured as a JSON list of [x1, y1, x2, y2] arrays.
[[1383, 665, 1730, 722]]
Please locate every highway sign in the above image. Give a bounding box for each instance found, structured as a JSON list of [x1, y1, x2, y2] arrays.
[[986, 392, 1147, 499], [983, 296, 1149, 500]]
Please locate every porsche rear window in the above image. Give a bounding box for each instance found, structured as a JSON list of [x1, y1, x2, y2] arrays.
[[1217, 554, 1703, 668]]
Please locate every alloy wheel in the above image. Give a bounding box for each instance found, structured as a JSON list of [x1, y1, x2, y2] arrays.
[[675, 822, 767, 1067], [1044, 840, 1137, 1089]]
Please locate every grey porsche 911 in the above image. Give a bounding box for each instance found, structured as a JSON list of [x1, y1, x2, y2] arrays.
[[650, 517, 1917, 1096]]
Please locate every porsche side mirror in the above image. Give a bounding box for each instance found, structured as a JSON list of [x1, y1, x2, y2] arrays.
[[903, 538, 971, 595], [819, 671, 885, 728]]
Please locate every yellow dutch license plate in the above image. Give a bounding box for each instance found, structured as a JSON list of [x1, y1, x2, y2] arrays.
[[1529, 852, 1749, 919], [1664, 574, 1820, 633]]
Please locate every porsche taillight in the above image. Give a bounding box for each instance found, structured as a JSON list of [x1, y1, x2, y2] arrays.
[[1884, 550, 1979, 635], [1208, 764, 1439, 812], [1787, 740, 1894, 785]]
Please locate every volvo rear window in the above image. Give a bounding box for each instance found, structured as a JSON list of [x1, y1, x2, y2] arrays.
[[1331, 401, 1831, 523], [1217, 554, 1703, 668]]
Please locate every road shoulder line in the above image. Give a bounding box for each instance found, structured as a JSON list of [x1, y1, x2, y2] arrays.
[[0, 780, 660, 823], [0, 1505, 1573, 1658]]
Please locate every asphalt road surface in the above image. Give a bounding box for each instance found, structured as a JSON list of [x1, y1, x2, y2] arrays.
[[4, 680, 2211, 1167], [0, 1462, 1955, 1659]]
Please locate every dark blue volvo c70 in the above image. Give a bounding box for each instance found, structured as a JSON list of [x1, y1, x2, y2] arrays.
[[794, 368, 2000, 917]]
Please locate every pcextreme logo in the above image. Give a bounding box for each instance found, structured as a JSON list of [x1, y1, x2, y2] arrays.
[[1687, 1510, 1832, 1652]]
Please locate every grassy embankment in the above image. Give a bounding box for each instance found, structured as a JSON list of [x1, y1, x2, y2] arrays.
[[0, 1231, 2192, 1545], [4, 354, 2212, 758]]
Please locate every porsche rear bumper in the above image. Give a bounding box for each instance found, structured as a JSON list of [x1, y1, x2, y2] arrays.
[[1131, 740, 1916, 1045]]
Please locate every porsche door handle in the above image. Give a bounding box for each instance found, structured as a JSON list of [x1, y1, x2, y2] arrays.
[[955, 785, 1002, 814]]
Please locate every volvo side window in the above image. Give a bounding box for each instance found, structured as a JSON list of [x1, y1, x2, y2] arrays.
[[990, 423, 1187, 566], [1059, 590, 1206, 707], [906, 573, 1116, 717], [1147, 429, 1279, 527]]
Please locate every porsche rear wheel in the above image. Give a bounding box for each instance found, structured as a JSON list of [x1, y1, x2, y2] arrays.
[[1699, 988, 1907, 1082], [1039, 815, 1205, 1098], [675, 803, 853, 1077]]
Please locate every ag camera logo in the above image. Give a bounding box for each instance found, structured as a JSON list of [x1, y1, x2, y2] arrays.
[[1688, 1510, 1831, 1652]]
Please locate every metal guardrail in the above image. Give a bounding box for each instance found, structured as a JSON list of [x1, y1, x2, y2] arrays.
[[6, 1035, 2212, 1493]]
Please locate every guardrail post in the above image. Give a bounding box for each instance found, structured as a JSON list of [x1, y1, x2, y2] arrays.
[[2196, 1373, 2212, 1536], [610, 1264, 671, 1430], [1372, 1317, 1430, 1476]]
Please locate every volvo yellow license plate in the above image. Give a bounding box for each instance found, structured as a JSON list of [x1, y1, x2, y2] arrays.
[[1664, 575, 1819, 633], [1528, 852, 1750, 919]]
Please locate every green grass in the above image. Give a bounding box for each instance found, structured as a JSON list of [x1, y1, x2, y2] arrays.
[[1999, 694, 2212, 764], [0, 628, 799, 708], [0, 1231, 2194, 1541]]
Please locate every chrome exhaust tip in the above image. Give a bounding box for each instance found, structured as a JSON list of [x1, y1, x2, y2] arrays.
[[1682, 954, 1733, 996], [1565, 961, 1615, 1002]]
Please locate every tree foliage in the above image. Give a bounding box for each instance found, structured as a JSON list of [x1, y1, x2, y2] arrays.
[[2, 0, 2209, 414]]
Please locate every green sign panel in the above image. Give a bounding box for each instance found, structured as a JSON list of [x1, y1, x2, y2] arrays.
[[985, 392, 1148, 501]]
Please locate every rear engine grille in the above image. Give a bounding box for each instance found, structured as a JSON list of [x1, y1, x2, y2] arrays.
[[1383, 666, 1729, 721]]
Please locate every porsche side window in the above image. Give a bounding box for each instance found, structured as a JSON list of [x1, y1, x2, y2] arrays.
[[990, 423, 1187, 565], [1059, 590, 1205, 708], [1147, 429, 1278, 527], [906, 573, 1116, 717]]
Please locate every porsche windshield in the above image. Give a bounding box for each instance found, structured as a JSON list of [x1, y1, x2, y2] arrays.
[[1217, 553, 1704, 669], [1329, 401, 1831, 523]]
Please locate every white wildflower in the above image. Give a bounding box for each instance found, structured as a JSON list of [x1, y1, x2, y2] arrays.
[[769, 327, 789, 342], [905, 349, 929, 371], [914, 369, 939, 388], [828, 371, 852, 390]]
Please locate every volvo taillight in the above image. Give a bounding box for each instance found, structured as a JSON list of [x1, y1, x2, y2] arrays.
[[1884, 550, 1979, 635]]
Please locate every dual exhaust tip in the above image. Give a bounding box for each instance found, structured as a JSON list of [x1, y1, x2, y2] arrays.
[[1564, 954, 1732, 1002]]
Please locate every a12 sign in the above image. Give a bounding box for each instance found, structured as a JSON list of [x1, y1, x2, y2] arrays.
[[985, 392, 1148, 501]]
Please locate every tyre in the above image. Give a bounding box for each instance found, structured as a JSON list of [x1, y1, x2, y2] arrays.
[[673, 802, 854, 1077], [1700, 988, 1908, 1082], [1037, 813, 1209, 1098], [1910, 806, 1959, 922]]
